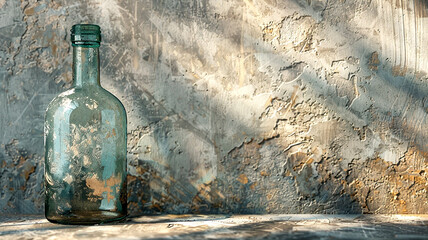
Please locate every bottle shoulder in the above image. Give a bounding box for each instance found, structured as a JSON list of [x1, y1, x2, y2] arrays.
[[45, 87, 126, 118], [45, 89, 78, 114], [98, 87, 126, 113]]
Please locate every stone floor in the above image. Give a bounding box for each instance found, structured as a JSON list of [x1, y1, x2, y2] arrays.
[[1, 214, 428, 239]]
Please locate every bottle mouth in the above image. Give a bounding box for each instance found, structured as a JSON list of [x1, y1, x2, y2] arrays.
[[71, 24, 101, 47]]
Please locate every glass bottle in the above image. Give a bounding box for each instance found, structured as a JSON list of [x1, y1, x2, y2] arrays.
[[44, 24, 127, 224]]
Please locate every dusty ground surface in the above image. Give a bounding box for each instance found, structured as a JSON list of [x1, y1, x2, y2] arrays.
[[1, 214, 428, 239]]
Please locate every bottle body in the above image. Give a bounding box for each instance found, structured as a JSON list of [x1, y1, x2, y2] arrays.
[[44, 25, 127, 224], [44, 87, 127, 224]]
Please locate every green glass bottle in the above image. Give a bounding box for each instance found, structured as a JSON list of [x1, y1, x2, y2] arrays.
[[44, 24, 127, 224]]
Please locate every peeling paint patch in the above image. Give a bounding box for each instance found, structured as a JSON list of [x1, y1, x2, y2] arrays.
[[237, 174, 248, 184], [86, 174, 122, 204]]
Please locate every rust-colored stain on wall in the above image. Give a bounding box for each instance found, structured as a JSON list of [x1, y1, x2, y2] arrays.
[[1, 0, 428, 215]]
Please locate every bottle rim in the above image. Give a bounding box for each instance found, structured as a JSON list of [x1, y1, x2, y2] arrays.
[[71, 24, 101, 46]]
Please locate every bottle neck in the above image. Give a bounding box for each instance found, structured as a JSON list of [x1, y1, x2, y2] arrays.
[[73, 46, 100, 88]]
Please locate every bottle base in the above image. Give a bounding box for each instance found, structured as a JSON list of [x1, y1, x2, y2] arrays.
[[46, 210, 126, 225]]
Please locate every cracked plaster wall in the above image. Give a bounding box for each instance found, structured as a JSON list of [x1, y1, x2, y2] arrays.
[[1, 0, 428, 215]]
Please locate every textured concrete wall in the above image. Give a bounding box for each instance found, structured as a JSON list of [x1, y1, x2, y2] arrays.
[[1, 0, 428, 215]]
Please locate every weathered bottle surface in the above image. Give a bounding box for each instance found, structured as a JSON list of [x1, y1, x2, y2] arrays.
[[44, 24, 127, 224]]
